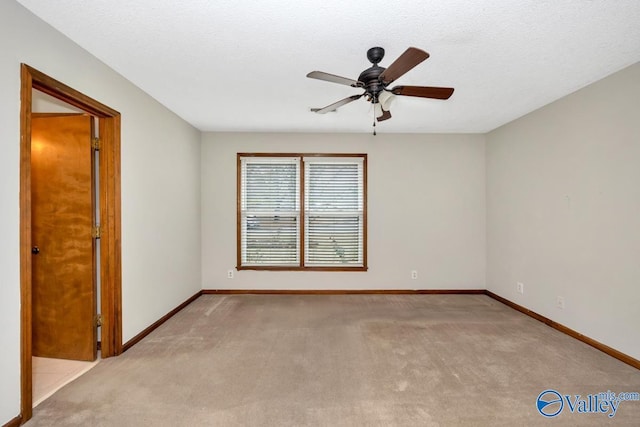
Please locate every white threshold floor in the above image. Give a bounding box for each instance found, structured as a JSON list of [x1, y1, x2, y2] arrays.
[[33, 355, 100, 407]]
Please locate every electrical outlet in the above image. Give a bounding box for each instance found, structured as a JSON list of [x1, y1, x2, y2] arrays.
[[556, 296, 565, 309], [227, 270, 234, 279], [517, 282, 524, 294], [411, 270, 418, 280]]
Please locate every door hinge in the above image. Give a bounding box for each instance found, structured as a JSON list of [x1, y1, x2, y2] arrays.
[[95, 314, 103, 327], [92, 225, 101, 239], [92, 137, 101, 151]]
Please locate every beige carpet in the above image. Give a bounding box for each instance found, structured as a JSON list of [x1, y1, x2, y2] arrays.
[[26, 294, 640, 426]]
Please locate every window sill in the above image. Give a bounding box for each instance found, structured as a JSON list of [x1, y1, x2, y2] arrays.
[[237, 266, 368, 272]]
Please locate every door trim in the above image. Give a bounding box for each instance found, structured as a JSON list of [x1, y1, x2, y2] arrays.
[[20, 64, 122, 421]]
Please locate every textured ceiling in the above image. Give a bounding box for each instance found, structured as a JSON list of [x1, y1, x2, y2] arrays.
[[16, 0, 640, 133]]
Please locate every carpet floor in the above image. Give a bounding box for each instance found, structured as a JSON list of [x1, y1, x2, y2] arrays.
[[26, 294, 640, 426]]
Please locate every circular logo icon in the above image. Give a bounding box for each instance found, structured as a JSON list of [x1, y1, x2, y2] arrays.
[[537, 389, 564, 417]]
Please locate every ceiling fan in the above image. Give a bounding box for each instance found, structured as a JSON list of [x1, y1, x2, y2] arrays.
[[307, 47, 454, 125]]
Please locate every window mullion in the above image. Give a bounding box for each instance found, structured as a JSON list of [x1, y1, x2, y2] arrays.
[[300, 157, 306, 268]]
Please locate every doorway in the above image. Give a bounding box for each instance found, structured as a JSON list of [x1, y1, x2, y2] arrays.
[[20, 64, 122, 422]]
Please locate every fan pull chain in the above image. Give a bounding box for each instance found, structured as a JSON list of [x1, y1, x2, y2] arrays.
[[372, 107, 376, 136]]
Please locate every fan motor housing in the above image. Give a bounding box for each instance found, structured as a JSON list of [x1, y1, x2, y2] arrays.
[[358, 65, 386, 102]]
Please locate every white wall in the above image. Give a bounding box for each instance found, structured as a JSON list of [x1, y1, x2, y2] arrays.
[[487, 63, 640, 360], [202, 132, 486, 290], [32, 90, 84, 113], [0, 1, 201, 423]]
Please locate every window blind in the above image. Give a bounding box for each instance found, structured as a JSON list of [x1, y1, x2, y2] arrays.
[[238, 154, 366, 270], [304, 157, 364, 266], [240, 157, 300, 266]]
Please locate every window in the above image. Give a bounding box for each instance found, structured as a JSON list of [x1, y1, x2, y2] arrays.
[[238, 153, 367, 271]]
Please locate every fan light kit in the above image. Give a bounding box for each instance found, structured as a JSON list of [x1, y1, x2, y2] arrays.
[[307, 47, 454, 134]]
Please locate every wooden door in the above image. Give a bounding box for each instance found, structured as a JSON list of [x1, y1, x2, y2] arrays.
[[31, 114, 97, 361]]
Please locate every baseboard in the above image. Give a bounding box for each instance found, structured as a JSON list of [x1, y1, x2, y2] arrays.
[[2, 414, 21, 427], [485, 290, 640, 370], [122, 291, 202, 352], [202, 289, 486, 295]]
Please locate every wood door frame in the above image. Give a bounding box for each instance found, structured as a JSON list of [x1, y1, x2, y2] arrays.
[[20, 64, 122, 421]]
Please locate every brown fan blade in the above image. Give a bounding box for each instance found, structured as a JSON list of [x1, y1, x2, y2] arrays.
[[310, 94, 363, 114], [307, 71, 361, 87], [379, 47, 429, 85], [391, 86, 454, 100]]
